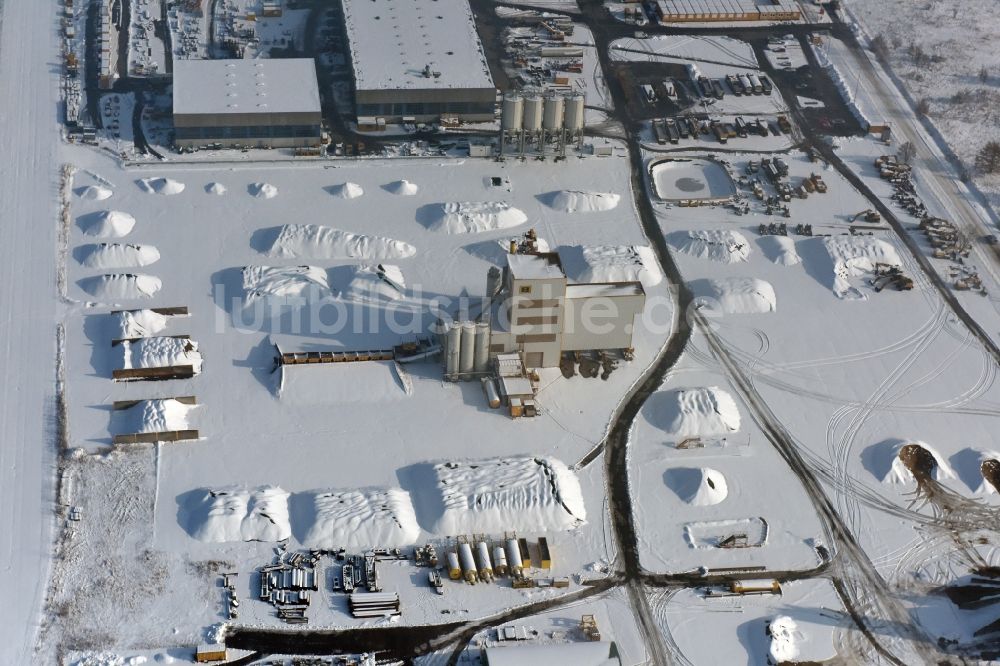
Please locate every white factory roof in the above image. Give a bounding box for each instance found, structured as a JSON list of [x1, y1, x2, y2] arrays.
[[342, 0, 495, 92], [483, 642, 621, 666], [565, 282, 644, 299], [173, 59, 321, 116], [507, 253, 565, 280]]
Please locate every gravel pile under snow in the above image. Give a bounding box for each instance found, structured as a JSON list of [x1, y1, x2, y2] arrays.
[[668, 229, 751, 264], [664, 467, 729, 506], [112, 398, 197, 434], [242, 265, 331, 303], [205, 182, 227, 195], [249, 182, 278, 199], [430, 456, 586, 535], [81, 273, 162, 300], [546, 190, 621, 213], [331, 182, 364, 199], [75, 185, 113, 201], [691, 277, 776, 314], [817, 235, 903, 299], [185, 486, 292, 543], [427, 201, 528, 234], [302, 488, 420, 550], [113, 309, 171, 339], [266, 224, 416, 260], [81, 210, 136, 238], [81, 243, 160, 269], [660, 387, 741, 438], [386, 179, 419, 196], [757, 235, 801, 266], [138, 177, 185, 195], [117, 337, 202, 373], [336, 265, 406, 303]]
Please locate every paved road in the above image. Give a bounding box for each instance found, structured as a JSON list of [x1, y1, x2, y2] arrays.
[[0, 0, 60, 662]]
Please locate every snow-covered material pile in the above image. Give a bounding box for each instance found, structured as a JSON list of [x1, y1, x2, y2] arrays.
[[881, 440, 956, 485], [668, 229, 750, 264], [430, 456, 586, 535], [819, 236, 903, 299], [386, 179, 419, 196], [186, 486, 291, 543], [75, 185, 113, 201], [546, 190, 620, 213], [113, 309, 170, 339], [427, 201, 528, 234], [117, 337, 203, 373], [302, 488, 419, 550], [112, 398, 197, 434], [665, 467, 729, 506], [81, 210, 136, 238], [81, 273, 162, 300], [205, 182, 227, 195], [331, 182, 364, 199], [660, 387, 741, 437], [138, 177, 185, 195], [336, 265, 406, 303], [242, 265, 331, 303], [563, 245, 663, 287], [266, 224, 416, 260], [768, 616, 802, 664], [757, 235, 801, 266], [249, 182, 278, 199], [691, 277, 776, 314], [81, 243, 160, 269]]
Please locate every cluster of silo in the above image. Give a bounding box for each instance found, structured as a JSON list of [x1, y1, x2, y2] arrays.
[[441, 320, 491, 380], [500, 91, 586, 155]]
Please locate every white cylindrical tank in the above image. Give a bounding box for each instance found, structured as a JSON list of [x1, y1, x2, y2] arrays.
[[505, 539, 523, 574], [445, 322, 461, 375], [447, 551, 462, 580], [563, 93, 585, 132], [543, 94, 564, 131], [473, 321, 490, 373], [501, 92, 523, 131], [493, 545, 508, 576], [459, 322, 476, 375], [458, 543, 478, 583], [482, 378, 501, 409], [476, 542, 493, 579], [523, 95, 543, 132]]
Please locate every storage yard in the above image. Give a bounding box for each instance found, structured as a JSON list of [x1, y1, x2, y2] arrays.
[[10, 0, 1000, 665]]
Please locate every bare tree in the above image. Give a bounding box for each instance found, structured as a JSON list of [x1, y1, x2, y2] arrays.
[[916, 97, 931, 116], [898, 141, 916, 164], [980, 66, 990, 84], [976, 141, 1000, 174], [870, 34, 889, 62]]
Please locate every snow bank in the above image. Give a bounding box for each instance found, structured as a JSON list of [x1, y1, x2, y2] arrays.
[[112, 398, 196, 434], [336, 265, 406, 303], [386, 179, 419, 196], [118, 337, 203, 374], [266, 224, 416, 261], [562, 245, 663, 288], [81, 273, 162, 300], [249, 182, 278, 199], [819, 235, 903, 299], [768, 616, 802, 664], [332, 182, 364, 199], [138, 177, 185, 195], [205, 182, 227, 195], [665, 467, 728, 506], [428, 201, 528, 234], [660, 387, 741, 437], [757, 235, 801, 266], [75, 185, 113, 201], [242, 265, 331, 303], [186, 486, 291, 543], [81, 210, 136, 238], [302, 488, 420, 550], [81, 243, 160, 269], [546, 190, 620, 213], [668, 229, 750, 264], [881, 441, 956, 485], [430, 456, 587, 535], [691, 277, 776, 314], [815, 45, 872, 129], [113, 309, 170, 339]]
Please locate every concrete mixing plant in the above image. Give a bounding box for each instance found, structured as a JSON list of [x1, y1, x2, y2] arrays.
[[499, 91, 586, 157]]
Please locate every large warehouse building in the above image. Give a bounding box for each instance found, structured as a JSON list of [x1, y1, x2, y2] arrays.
[[655, 0, 801, 22], [172, 58, 322, 149], [341, 0, 498, 124]]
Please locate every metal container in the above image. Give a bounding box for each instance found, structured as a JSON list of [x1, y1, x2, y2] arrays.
[[493, 545, 508, 576], [501, 92, 523, 131], [542, 94, 565, 131], [482, 378, 501, 409], [447, 551, 462, 580], [445, 322, 461, 375], [505, 538, 523, 574], [474, 321, 491, 373], [563, 93, 585, 132], [458, 543, 478, 583], [476, 542, 493, 579], [522, 95, 544, 132], [459, 322, 476, 375]]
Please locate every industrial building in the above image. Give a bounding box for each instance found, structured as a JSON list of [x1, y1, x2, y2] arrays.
[[341, 0, 498, 124], [499, 91, 587, 156], [172, 59, 322, 149], [482, 641, 622, 666], [654, 0, 801, 23]]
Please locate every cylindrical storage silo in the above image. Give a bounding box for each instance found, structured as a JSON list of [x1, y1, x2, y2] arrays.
[[501, 92, 523, 131], [459, 322, 476, 375], [523, 95, 543, 133], [493, 545, 508, 576], [445, 322, 461, 376], [474, 321, 490, 373], [542, 94, 565, 131], [458, 543, 478, 583], [564, 93, 585, 133], [447, 551, 462, 580], [505, 539, 523, 575], [482, 378, 501, 409], [476, 542, 493, 580]]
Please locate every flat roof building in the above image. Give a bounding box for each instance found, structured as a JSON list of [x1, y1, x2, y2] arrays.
[[341, 0, 498, 124], [172, 58, 322, 149], [655, 0, 801, 23]]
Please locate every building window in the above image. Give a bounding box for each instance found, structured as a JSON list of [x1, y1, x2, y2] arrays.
[[519, 285, 532, 294]]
